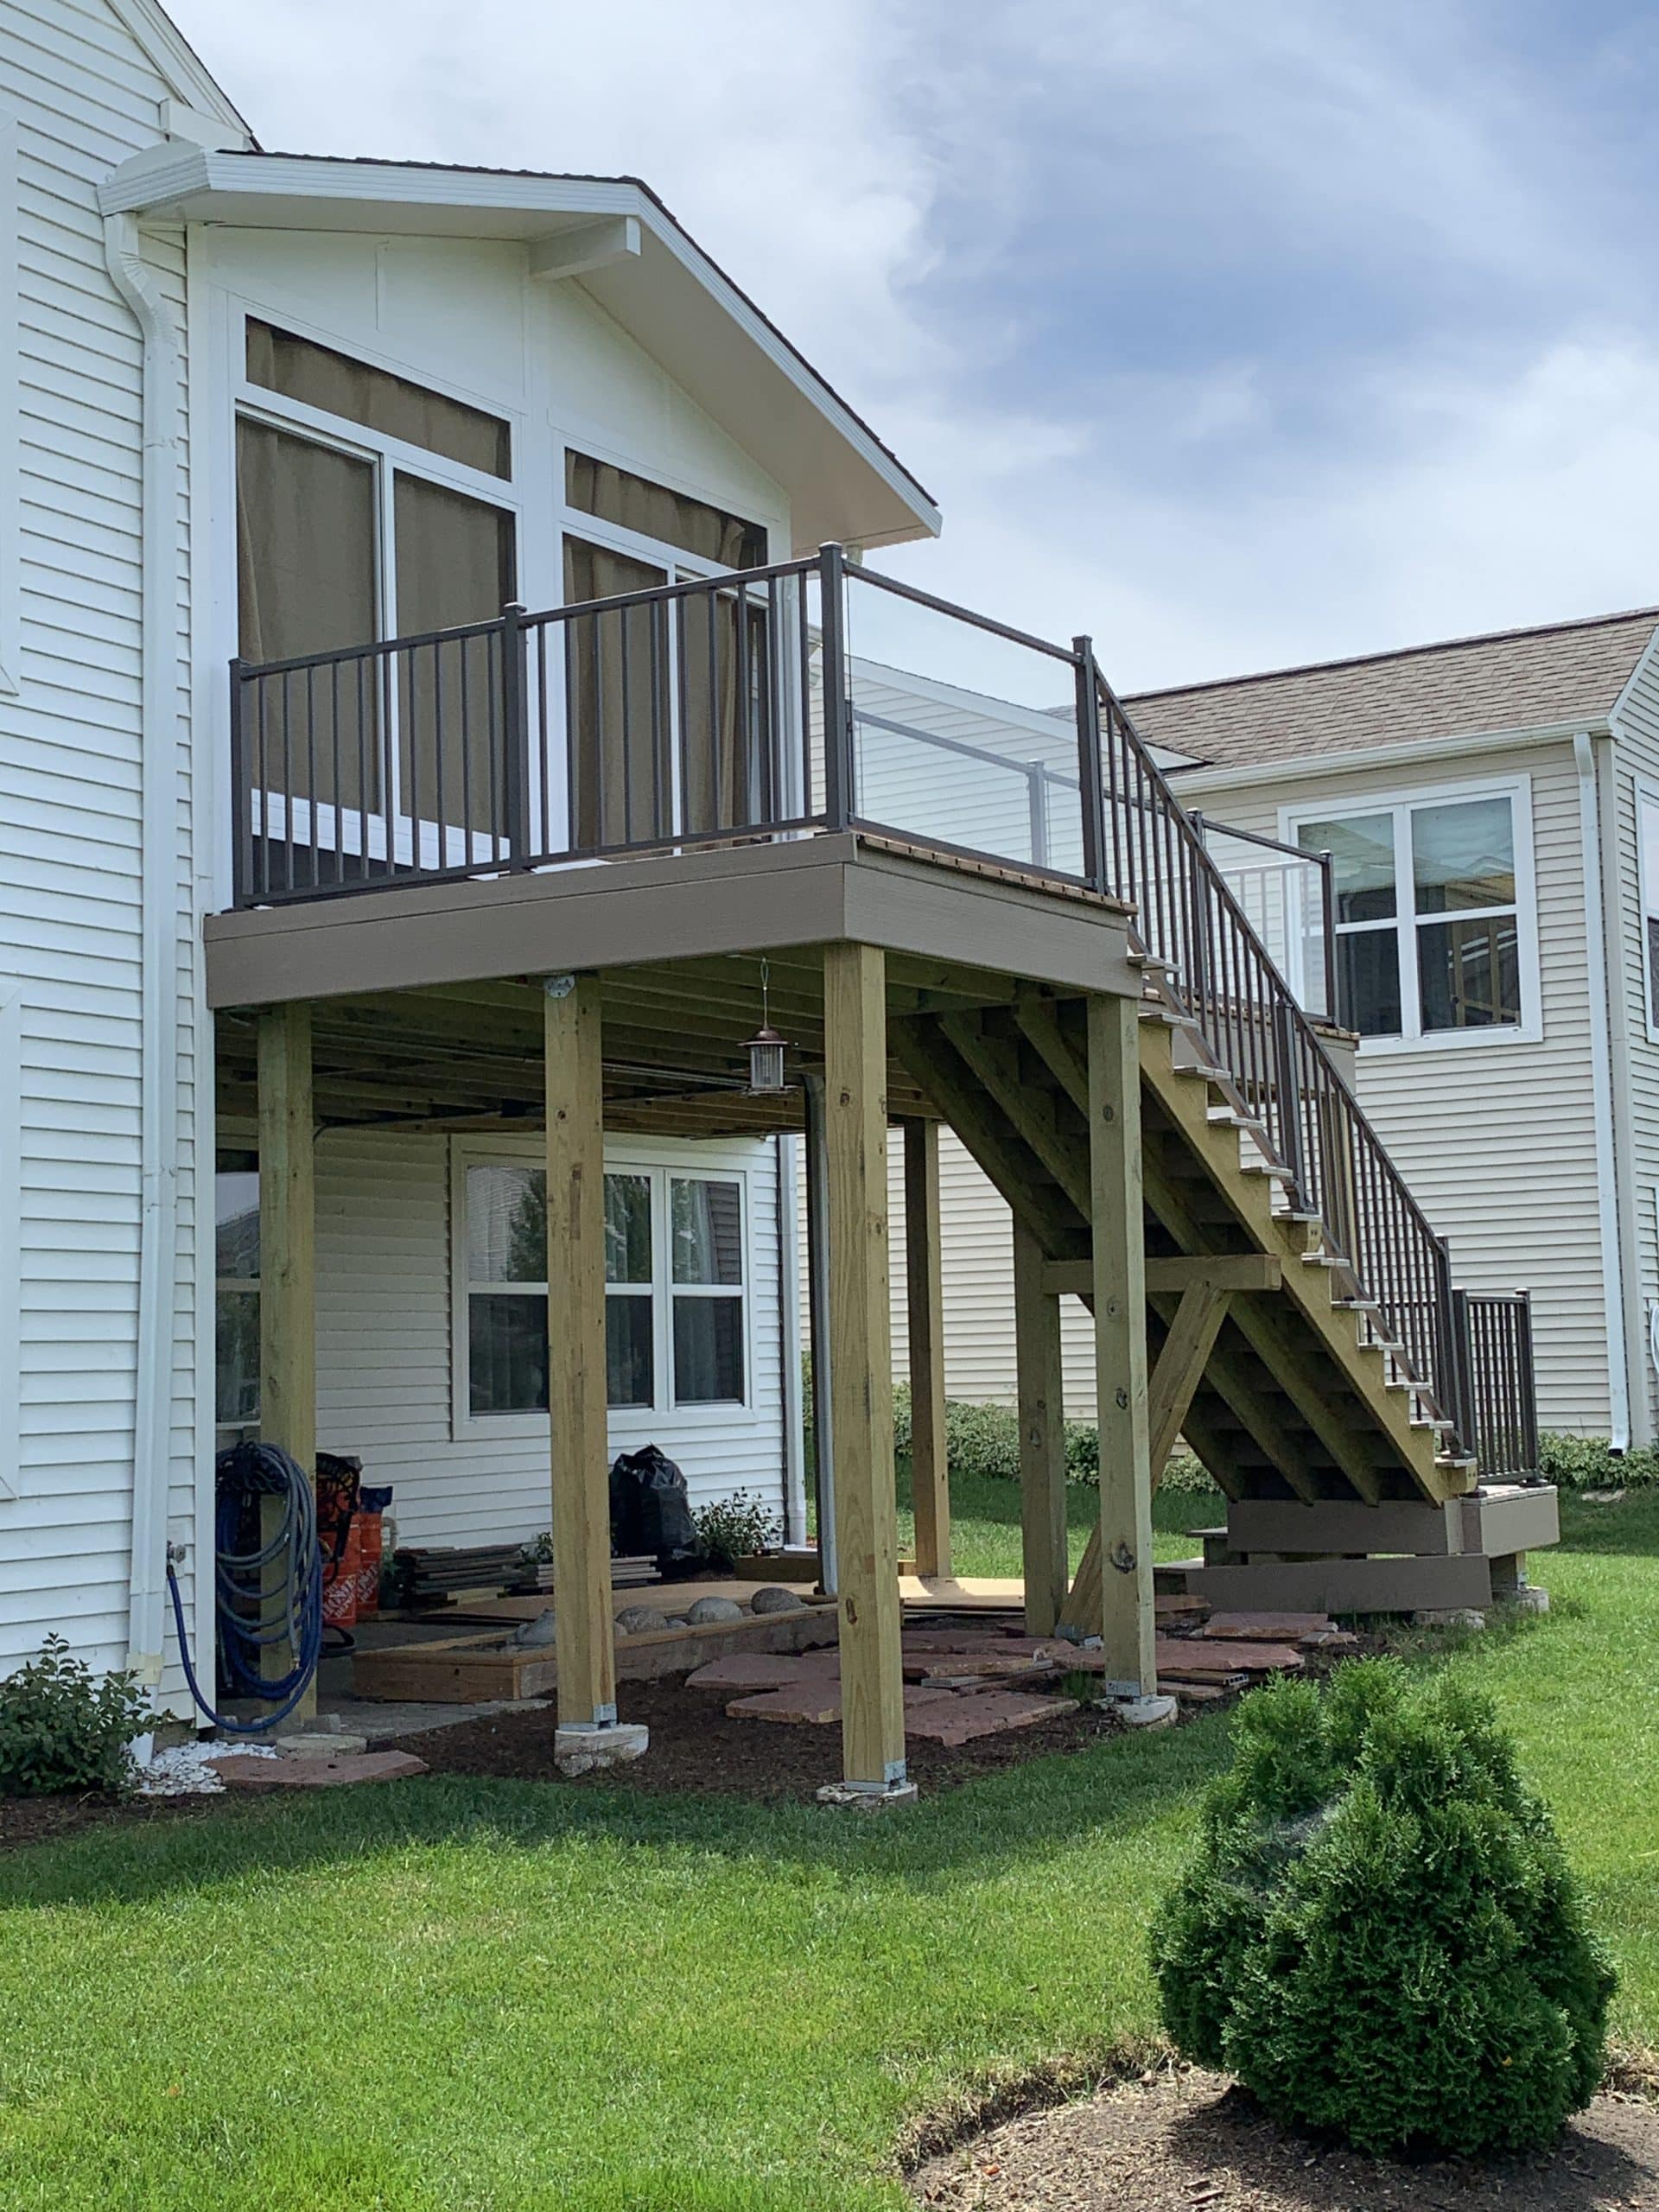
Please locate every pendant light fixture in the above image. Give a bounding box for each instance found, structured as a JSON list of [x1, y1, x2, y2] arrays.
[[743, 958, 789, 1094]]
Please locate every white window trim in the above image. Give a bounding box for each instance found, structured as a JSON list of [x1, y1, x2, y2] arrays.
[[448, 1135, 757, 1444], [1280, 772, 1542, 1056], [1632, 772, 1659, 1049], [0, 979, 20, 1500]]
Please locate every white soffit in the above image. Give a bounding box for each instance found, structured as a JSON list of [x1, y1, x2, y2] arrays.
[[97, 148, 941, 555]]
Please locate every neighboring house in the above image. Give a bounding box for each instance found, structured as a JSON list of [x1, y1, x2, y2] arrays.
[[873, 612, 1659, 1446]]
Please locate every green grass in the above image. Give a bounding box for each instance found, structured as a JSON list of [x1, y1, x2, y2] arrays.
[[0, 1488, 1653, 2211]]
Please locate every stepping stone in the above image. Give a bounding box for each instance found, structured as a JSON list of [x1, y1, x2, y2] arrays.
[[1155, 1634, 1303, 1677], [1198, 1611, 1332, 1642], [684, 1652, 817, 1693], [903, 1651, 1058, 1685], [1164, 1680, 1230, 1704], [727, 1684, 843, 1725], [906, 1691, 1078, 1747], [207, 1751, 428, 1790]]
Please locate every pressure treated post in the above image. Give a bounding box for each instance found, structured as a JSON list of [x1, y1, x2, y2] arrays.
[[1014, 1217, 1069, 1634], [823, 941, 908, 1798], [543, 973, 620, 1741], [902, 1116, 950, 1579], [1086, 992, 1157, 1696], [257, 1001, 315, 1709]]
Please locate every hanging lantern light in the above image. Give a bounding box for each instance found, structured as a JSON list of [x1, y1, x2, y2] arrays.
[[743, 959, 790, 1094]]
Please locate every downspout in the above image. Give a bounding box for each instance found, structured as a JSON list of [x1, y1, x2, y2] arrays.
[[103, 212, 181, 1698], [775, 1131, 806, 1546], [1594, 728, 1652, 1446], [1573, 731, 1631, 1448]]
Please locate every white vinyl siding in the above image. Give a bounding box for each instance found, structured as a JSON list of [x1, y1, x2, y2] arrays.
[[0, 0, 201, 1699], [314, 1129, 788, 1553]]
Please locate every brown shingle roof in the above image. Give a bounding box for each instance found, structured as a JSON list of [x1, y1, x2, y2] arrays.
[[1126, 607, 1659, 775]]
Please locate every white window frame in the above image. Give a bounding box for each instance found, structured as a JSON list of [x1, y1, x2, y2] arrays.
[[1632, 773, 1659, 1048], [1281, 774, 1541, 1055], [448, 1137, 755, 1443]]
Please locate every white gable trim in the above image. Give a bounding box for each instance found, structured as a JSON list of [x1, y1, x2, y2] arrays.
[[104, 0, 251, 138]]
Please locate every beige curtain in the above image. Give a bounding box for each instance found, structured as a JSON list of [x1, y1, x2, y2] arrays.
[[564, 537, 671, 848], [564, 455, 771, 844], [235, 416, 378, 810], [247, 320, 510, 479], [394, 474, 517, 836]]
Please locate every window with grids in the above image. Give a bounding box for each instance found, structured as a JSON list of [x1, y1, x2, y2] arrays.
[[1294, 791, 1528, 1041], [464, 1162, 746, 1416]]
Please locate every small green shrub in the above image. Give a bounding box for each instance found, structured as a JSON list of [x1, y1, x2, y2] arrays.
[[1539, 1433, 1659, 1489], [0, 1637, 151, 1798], [694, 1490, 782, 1573], [1150, 1660, 1614, 2158]]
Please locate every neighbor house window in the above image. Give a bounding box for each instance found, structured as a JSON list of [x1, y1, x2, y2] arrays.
[[215, 1162, 261, 1425], [1638, 785, 1659, 1035], [461, 1160, 747, 1418], [1292, 785, 1533, 1043]]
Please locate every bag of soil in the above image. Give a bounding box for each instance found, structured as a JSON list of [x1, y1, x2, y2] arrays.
[[609, 1444, 701, 1576]]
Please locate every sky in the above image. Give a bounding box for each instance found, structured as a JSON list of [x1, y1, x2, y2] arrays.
[[168, 0, 1659, 694]]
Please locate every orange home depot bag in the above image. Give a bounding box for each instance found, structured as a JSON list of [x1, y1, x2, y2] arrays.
[[321, 1517, 360, 1629]]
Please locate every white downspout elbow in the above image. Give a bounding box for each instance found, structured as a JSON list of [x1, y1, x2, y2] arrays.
[[103, 212, 181, 1695]]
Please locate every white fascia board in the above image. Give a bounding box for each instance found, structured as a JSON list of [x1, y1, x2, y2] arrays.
[[96, 149, 941, 550], [1166, 715, 1608, 798]]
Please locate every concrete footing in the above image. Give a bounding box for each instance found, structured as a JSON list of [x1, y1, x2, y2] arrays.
[[1097, 1693, 1179, 1730], [816, 1778, 920, 1811], [553, 1722, 650, 1777], [1506, 1586, 1550, 1615]]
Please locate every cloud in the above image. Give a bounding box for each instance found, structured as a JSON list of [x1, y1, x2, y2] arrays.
[[168, 0, 1659, 691]]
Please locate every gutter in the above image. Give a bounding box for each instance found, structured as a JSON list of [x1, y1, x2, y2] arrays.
[[1168, 716, 1606, 800], [1573, 731, 1632, 1449], [103, 213, 181, 1700], [1594, 731, 1653, 1446]]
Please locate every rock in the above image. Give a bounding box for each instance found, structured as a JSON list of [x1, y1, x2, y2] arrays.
[[1412, 1607, 1487, 1631], [513, 1607, 557, 1648], [661, 1617, 689, 1630], [749, 1585, 806, 1615], [614, 1605, 670, 1637], [686, 1594, 745, 1625], [1507, 1586, 1550, 1614]]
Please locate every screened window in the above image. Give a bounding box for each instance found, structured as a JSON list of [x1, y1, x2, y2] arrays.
[[215, 1163, 261, 1426], [1295, 790, 1528, 1042], [1640, 788, 1659, 1034], [462, 1161, 747, 1416]]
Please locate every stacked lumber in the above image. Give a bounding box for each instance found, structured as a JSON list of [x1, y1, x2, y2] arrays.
[[388, 1546, 658, 1609]]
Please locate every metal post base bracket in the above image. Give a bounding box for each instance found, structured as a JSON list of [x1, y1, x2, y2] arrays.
[[553, 1722, 650, 1777], [816, 1777, 920, 1812]]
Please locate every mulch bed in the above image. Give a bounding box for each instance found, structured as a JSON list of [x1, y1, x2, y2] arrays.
[[909, 2064, 1659, 2210], [0, 1789, 222, 1853], [401, 1675, 1123, 1801]]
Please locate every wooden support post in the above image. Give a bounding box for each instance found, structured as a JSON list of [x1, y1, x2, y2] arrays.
[[824, 941, 907, 1794], [257, 1001, 316, 1712], [1014, 1217, 1069, 1634], [544, 973, 617, 1732], [902, 1117, 950, 1579], [1086, 993, 1156, 1694], [803, 1071, 837, 1593]]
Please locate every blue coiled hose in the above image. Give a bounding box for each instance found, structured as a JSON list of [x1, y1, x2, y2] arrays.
[[165, 1441, 324, 1735]]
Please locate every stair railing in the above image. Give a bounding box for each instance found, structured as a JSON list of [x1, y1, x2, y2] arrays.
[[1082, 652, 1465, 1436]]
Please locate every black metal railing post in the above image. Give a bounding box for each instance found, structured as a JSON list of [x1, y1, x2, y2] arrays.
[[499, 601, 531, 868], [1271, 995, 1306, 1203], [1317, 849, 1338, 1024], [817, 543, 853, 830], [1072, 636, 1108, 894], [229, 656, 250, 907], [1448, 1281, 1475, 1467], [1516, 1286, 1540, 1475]]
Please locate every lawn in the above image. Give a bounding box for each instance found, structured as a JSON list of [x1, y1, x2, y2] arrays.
[[0, 1486, 1653, 2212]]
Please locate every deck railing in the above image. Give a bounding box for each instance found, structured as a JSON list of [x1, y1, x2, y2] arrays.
[[1452, 1289, 1541, 1480], [231, 542, 1525, 1455]]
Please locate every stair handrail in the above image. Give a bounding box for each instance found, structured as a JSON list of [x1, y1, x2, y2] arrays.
[[1085, 655, 1462, 1435]]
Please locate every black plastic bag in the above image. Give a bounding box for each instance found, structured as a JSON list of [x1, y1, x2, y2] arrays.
[[609, 1444, 701, 1575]]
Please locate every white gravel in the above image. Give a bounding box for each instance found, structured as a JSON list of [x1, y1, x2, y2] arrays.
[[130, 1740, 279, 1796]]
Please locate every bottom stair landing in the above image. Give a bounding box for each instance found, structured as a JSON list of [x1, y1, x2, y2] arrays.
[[1155, 1482, 1559, 1616]]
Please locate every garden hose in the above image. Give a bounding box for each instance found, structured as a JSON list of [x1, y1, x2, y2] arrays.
[[164, 1441, 323, 1735]]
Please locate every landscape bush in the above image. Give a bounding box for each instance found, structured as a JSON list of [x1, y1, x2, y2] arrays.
[[1150, 1659, 1614, 2158], [1538, 1432, 1659, 1488], [693, 1490, 782, 1572], [0, 1635, 151, 1797]]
